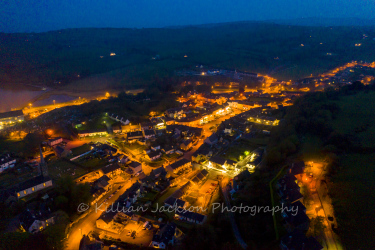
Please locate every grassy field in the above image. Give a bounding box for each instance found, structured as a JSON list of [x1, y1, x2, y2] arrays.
[[1, 23, 375, 92], [47, 158, 87, 180], [70, 144, 92, 156], [328, 153, 375, 249], [331, 91, 375, 148]]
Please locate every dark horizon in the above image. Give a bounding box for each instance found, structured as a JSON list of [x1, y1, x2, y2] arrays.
[[1, 0, 375, 33]]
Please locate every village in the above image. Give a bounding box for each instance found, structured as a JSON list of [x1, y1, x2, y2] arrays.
[[0, 61, 371, 249]]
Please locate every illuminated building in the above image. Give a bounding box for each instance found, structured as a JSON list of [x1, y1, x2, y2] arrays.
[[0, 110, 24, 128]]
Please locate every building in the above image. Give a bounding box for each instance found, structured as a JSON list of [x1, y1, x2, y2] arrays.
[[164, 197, 187, 209], [191, 169, 209, 186], [161, 145, 175, 155], [180, 139, 192, 151], [54, 145, 70, 158], [204, 133, 218, 145], [117, 154, 130, 164], [112, 124, 122, 134], [151, 223, 177, 249], [95, 211, 123, 234], [277, 174, 303, 205], [146, 150, 162, 161], [128, 161, 142, 174], [191, 144, 213, 163], [20, 209, 55, 233], [15, 147, 52, 199], [100, 164, 123, 179], [47, 137, 63, 147], [144, 129, 156, 139], [127, 131, 143, 141], [93, 175, 112, 191], [0, 154, 16, 173], [0, 110, 24, 128], [78, 128, 108, 137], [175, 209, 207, 224], [166, 159, 191, 174], [79, 235, 104, 250], [209, 156, 237, 171]]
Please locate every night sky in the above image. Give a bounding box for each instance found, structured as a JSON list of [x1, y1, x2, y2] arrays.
[[1, 0, 374, 33]]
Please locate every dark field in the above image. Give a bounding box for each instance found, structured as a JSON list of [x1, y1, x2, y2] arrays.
[[1, 22, 375, 92]]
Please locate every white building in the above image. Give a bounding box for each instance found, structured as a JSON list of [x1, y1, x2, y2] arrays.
[[0, 155, 16, 173]]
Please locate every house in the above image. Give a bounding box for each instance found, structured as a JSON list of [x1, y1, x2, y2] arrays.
[[151, 166, 168, 179], [209, 156, 237, 170], [127, 131, 143, 142], [0, 154, 16, 173], [204, 133, 218, 145], [151, 144, 161, 151], [191, 144, 213, 163], [90, 187, 106, 204], [144, 129, 156, 139], [151, 223, 177, 249], [191, 169, 209, 186], [95, 210, 122, 233], [282, 201, 310, 232], [79, 235, 104, 250], [20, 209, 55, 233], [100, 164, 122, 179], [119, 181, 143, 206], [280, 230, 323, 250], [175, 209, 207, 224], [146, 150, 162, 161], [141, 122, 153, 130], [78, 128, 108, 137], [161, 145, 175, 154], [54, 145, 70, 158], [180, 139, 192, 151], [166, 159, 191, 174], [117, 154, 130, 164], [128, 161, 142, 174], [47, 137, 63, 147], [140, 167, 168, 188], [112, 124, 122, 134], [164, 197, 187, 209], [277, 174, 303, 204], [93, 175, 112, 191]]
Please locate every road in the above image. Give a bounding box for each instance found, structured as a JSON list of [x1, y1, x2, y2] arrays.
[[305, 162, 343, 250], [65, 180, 135, 250], [220, 178, 248, 249], [65, 108, 247, 249]]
